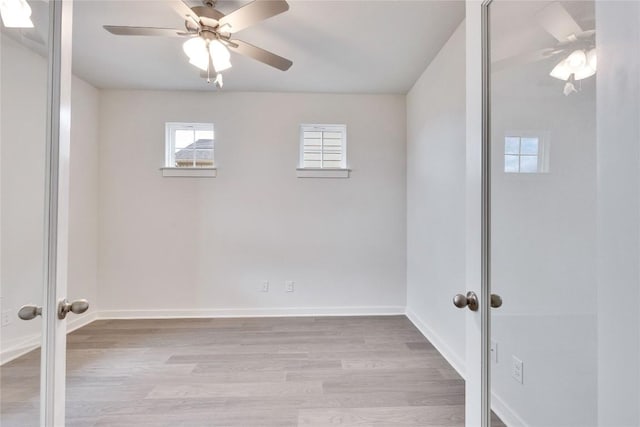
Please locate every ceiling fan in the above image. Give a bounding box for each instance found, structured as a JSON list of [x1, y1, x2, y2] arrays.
[[495, 2, 596, 96], [103, 0, 293, 88], [537, 2, 596, 96]]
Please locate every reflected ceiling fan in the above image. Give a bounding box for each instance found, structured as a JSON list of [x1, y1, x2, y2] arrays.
[[0, 0, 46, 47], [103, 0, 293, 88], [537, 2, 596, 96], [497, 2, 596, 96]]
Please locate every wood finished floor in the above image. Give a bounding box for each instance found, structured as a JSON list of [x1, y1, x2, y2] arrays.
[[1, 316, 506, 426]]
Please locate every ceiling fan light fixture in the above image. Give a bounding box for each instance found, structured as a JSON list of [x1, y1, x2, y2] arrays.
[[209, 40, 232, 72], [566, 49, 587, 69], [0, 0, 34, 28], [573, 64, 596, 81], [550, 60, 572, 81], [550, 48, 597, 83], [188, 56, 209, 71], [183, 37, 209, 71]]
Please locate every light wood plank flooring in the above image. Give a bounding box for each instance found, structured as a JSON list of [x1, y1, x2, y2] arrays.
[[1, 316, 505, 426]]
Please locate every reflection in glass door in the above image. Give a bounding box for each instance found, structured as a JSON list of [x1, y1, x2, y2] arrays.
[[0, 1, 52, 425], [488, 1, 640, 425]]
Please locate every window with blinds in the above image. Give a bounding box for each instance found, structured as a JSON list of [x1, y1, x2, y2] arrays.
[[165, 122, 214, 168], [299, 124, 347, 169]]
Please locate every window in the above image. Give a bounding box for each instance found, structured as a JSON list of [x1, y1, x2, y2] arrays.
[[163, 122, 216, 177], [297, 124, 349, 178], [504, 132, 549, 173]]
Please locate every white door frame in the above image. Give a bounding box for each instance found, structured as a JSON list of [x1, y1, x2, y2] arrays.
[[35, 1, 490, 425], [465, 1, 492, 426], [40, 0, 73, 425]]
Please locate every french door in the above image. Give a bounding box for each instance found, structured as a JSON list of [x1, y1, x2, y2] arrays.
[[466, 1, 640, 426], [1, 0, 77, 425], [4, 1, 639, 427]]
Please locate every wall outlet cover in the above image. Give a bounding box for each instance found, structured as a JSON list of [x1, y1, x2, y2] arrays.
[[285, 281, 295, 292], [1, 310, 12, 327]]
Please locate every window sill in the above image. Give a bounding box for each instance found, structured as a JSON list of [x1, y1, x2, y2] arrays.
[[296, 168, 350, 178], [161, 167, 217, 178]]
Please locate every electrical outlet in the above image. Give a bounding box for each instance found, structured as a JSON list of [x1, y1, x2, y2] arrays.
[[490, 340, 498, 363], [512, 355, 523, 384], [1, 310, 12, 327], [261, 281, 269, 292], [285, 281, 295, 292]]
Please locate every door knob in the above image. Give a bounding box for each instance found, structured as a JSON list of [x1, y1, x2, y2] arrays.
[[453, 291, 479, 311], [57, 299, 89, 320], [18, 305, 42, 320], [491, 294, 503, 308]]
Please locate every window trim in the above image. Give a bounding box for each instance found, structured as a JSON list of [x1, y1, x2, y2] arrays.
[[164, 122, 216, 177], [503, 130, 550, 174], [160, 167, 217, 177], [298, 124, 348, 170]]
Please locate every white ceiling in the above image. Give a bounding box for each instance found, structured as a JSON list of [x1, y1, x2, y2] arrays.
[[71, 0, 464, 93]]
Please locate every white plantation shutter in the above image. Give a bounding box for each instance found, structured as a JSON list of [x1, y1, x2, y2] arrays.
[[300, 125, 347, 169]]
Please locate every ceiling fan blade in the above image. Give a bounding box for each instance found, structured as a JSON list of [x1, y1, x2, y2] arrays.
[[169, 0, 203, 31], [229, 39, 292, 71], [535, 2, 584, 42], [103, 26, 190, 37], [170, 0, 197, 20], [219, 0, 289, 34], [492, 48, 559, 73]]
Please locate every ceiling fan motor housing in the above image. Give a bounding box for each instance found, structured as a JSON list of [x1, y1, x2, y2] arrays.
[[192, 6, 224, 22]]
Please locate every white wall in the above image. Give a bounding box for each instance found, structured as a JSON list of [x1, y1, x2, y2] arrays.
[[406, 22, 467, 373], [98, 90, 407, 316], [0, 34, 100, 363]]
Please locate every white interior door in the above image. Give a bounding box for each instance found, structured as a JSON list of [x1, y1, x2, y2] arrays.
[[1, 1, 75, 425], [484, 1, 640, 426], [42, 1, 74, 425]]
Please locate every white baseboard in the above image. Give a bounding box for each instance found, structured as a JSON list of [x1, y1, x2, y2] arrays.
[[0, 311, 98, 366], [405, 307, 466, 378], [491, 391, 528, 427], [406, 308, 530, 427], [97, 306, 405, 319], [0, 333, 41, 366], [67, 310, 98, 333]]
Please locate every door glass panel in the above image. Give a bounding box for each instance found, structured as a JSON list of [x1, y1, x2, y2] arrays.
[[490, 1, 640, 426], [0, 1, 51, 425]]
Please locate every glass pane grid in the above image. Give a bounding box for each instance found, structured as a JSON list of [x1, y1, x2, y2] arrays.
[[504, 136, 539, 173], [168, 123, 215, 168]]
